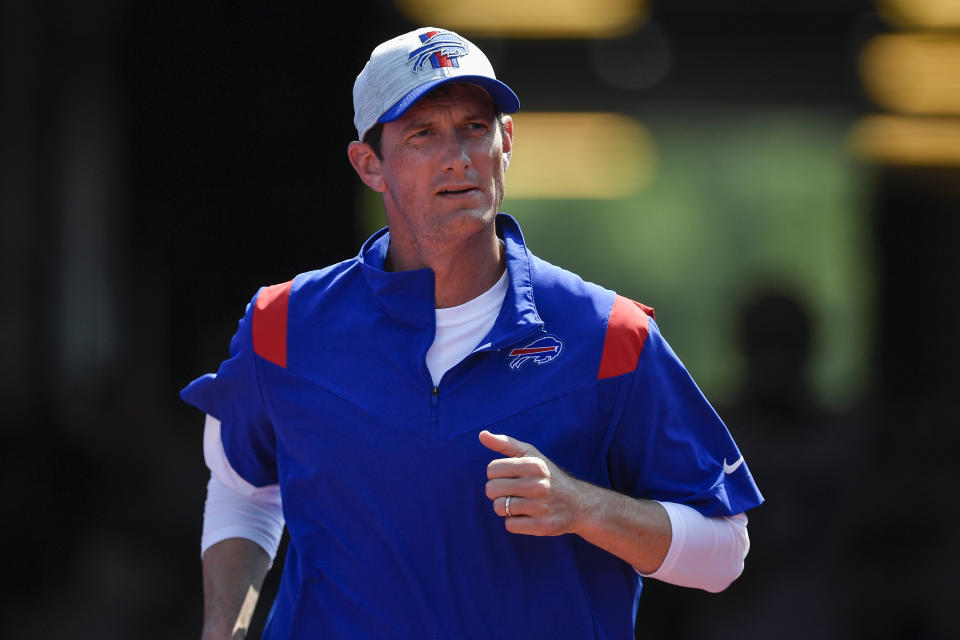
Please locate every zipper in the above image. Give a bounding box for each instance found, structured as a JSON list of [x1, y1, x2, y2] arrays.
[[429, 385, 439, 440]]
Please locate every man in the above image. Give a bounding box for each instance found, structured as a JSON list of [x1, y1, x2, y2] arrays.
[[183, 27, 764, 640]]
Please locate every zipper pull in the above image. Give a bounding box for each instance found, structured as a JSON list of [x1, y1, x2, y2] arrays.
[[431, 386, 439, 406]]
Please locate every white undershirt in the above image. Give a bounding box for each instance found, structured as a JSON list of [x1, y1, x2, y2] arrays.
[[200, 269, 750, 591]]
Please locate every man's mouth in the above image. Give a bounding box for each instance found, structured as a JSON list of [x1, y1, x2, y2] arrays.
[[438, 186, 477, 196]]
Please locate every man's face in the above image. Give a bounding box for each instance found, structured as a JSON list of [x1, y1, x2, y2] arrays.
[[369, 83, 513, 253]]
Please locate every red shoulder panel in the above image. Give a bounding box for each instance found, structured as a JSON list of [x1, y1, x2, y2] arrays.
[[252, 280, 293, 368], [597, 295, 654, 380]]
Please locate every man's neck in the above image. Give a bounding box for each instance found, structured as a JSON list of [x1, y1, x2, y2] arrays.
[[386, 230, 506, 309]]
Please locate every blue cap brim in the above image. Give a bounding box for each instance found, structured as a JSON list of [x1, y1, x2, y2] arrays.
[[378, 76, 520, 124]]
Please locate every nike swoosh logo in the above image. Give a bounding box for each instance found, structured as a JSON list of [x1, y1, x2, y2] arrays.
[[723, 456, 744, 475]]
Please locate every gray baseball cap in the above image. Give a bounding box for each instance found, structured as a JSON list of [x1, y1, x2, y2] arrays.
[[353, 27, 520, 141]]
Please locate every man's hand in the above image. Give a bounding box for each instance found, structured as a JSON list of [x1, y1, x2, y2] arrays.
[[479, 429, 589, 536], [478, 429, 672, 574]]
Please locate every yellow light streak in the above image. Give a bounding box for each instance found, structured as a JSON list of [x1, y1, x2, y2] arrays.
[[505, 112, 656, 200], [848, 114, 960, 167], [393, 0, 648, 39], [859, 34, 960, 116], [876, 0, 960, 30]]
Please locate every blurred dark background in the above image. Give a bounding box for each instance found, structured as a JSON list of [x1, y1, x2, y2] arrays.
[[2, 0, 958, 638]]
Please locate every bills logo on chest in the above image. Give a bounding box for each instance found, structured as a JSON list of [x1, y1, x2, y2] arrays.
[[506, 335, 564, 371]]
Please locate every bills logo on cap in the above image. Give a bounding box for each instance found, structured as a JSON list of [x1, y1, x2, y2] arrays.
[[409, 30, 469, 71], [507, 335, 564, 371]]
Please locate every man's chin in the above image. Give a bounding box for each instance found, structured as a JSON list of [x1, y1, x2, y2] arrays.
[[431, 208, 499, 242], [444, 205, 497, 225]]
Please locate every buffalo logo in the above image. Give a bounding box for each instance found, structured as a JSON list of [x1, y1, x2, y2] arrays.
[[409, 30, 469, 71], [506, 335, 563, 371]]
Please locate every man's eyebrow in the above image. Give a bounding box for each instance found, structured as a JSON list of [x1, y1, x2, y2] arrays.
[[463, 109, 496, 122], [398, 118, 436, 134]]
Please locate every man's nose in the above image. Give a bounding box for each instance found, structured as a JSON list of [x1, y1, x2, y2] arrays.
[[440, 133, 471, 171]]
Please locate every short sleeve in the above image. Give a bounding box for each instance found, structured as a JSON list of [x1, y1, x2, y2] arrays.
[[180, 291, 279, 488], [607, 318, 764, 517]]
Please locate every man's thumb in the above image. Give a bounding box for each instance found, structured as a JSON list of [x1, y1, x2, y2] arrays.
[[478, 430, 527, 457]]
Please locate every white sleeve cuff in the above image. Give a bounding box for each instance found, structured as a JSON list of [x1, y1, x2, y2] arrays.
[[201, 475, 285, 560], [201, 415, 285, 561], [640, 502, 750, 593]]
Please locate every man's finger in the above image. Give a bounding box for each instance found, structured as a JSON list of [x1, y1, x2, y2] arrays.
[[495, 495, 551, 519], [484, 476, 544, 500], [487, 457, 550, 480], [504, 514, 549, 537], [479, 430, 535, 458]]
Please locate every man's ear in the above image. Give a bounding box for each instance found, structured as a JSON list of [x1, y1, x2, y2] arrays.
[[500, 115, 514, 171], [347, 141, 386, 193]]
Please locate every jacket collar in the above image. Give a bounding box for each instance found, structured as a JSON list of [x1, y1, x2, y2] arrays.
[[357, 214, 544, 343]]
